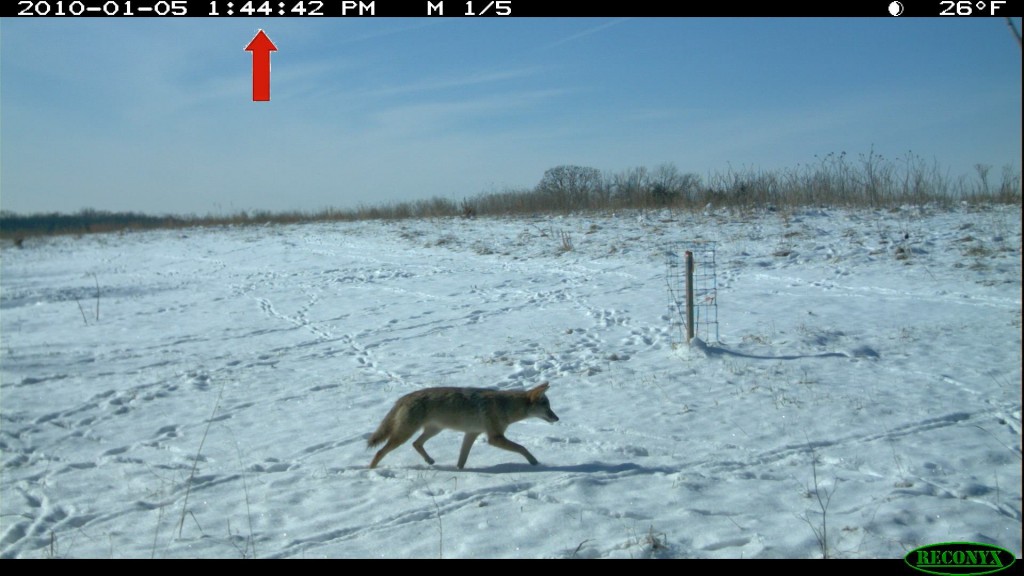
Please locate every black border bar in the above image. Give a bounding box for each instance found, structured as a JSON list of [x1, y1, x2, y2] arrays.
[[5, 0, 1023, 17]]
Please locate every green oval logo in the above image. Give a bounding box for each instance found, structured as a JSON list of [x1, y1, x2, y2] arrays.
[[905, 542, 1017, 576]]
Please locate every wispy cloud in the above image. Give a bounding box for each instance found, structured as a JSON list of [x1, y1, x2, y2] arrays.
[[363, 67, 545, 98], [325, 18, 451, 45], [542, 18, 631, 50], [366, 88, 569, 137]]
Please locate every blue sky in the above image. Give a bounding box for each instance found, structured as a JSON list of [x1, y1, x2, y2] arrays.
[[2, 17, 1021, 215]]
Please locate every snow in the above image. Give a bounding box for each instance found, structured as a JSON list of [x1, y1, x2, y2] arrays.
[[1, 205, 1020, 559]]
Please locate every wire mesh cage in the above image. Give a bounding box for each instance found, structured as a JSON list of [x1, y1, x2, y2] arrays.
[[666, 241, 719, 346]]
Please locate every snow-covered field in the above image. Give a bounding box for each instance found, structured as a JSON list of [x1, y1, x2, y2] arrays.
[[1, 205, 1021, 559]]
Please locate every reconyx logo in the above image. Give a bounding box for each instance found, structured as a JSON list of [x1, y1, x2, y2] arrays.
[[905, 542, 1016, 576]]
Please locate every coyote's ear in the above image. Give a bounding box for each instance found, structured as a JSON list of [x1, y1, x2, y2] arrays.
[[528, 382, 550, 402]]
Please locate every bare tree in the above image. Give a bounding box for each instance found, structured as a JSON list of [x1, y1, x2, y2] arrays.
[[611, 166, 650, 204], [651, 163, 699, 205], [537, 165, 604, 211]]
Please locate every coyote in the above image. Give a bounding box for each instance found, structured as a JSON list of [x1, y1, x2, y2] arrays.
[[367, 383, 559, 469]]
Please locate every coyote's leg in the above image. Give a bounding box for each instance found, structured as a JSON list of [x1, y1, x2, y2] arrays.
[[412, 426, 443, 465], [457, 432, 481, 469], [487, 434, 539, 465]]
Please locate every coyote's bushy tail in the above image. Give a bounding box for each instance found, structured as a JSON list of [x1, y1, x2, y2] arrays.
[[367, 404, 399, 448]]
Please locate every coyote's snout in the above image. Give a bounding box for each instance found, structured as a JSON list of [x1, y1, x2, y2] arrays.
[[367, 382, 559, 469]]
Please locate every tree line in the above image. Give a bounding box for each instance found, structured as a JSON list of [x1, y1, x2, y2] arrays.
[[2, 154, 1020, 240]]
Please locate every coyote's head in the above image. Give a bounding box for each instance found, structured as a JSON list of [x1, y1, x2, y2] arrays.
[[527, 382, 559, 423]]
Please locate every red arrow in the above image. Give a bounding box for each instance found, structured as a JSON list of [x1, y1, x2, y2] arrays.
[[244, 30, 277, 102]]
